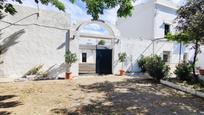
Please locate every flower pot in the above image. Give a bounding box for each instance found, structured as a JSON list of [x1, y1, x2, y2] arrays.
[[65, 72, 72, 79], [119, 69, 125, 76], [199, 69, 204, 75]]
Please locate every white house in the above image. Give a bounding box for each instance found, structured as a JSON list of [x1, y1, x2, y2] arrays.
[[0, 5, 70, 78], [0, 0, 204, 79], [117, 0, 204, 72]]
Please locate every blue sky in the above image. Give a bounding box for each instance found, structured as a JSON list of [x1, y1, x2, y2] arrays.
[[11, 0, 185, 24], [9, 0, 185, 34]]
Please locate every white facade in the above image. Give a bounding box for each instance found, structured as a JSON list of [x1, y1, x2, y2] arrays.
[[117, 0, 178, 40], [0, 5, 70, 78], [1, 1, 204, 79], [117, 0, 204, 72]]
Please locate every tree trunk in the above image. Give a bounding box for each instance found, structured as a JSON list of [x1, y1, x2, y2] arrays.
[[192, 40, 199, 82]]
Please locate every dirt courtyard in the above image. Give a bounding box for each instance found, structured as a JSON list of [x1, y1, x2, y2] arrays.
[[0, 76, 204, 115]]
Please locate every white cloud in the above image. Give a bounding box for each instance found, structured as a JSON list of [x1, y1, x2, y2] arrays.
[[80, 23, 109, 35]]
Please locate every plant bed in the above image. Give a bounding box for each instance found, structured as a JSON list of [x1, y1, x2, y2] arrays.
[[161, 78, 204, 98]]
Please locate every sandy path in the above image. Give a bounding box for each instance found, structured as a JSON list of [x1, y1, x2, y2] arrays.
[[0, 76, 203, 115]]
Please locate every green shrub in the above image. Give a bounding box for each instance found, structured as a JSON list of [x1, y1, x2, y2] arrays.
[[174, 62, 193, 82], [98, 40, 105, 45], [65, 51, 78, 73], [25, 65, 43, 75], [145, 55, 170, 81], [65, 51, 78, 65], [137, 55, 150, 72], [118, 52, 127, 69]]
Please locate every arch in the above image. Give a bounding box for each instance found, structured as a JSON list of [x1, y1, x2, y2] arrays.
[[73, 20, 120, 39], [67, 20, 121, 76]]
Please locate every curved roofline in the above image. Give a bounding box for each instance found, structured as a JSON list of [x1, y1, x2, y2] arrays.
[[74, 20, 121, 37], [155, 0, 179, 10]]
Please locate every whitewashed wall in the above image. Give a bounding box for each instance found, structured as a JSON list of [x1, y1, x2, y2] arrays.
[[120, 37, 184, 73], [79, 49, 96, 63], [116, 0, 204, 73], [154, 4, 177, 38], [198, 46, 204, 68], [116, 0, 155, 40], [0, 5, 70, 78]]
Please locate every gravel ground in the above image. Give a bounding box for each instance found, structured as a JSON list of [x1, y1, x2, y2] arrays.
[[0, 75, 204, 115]]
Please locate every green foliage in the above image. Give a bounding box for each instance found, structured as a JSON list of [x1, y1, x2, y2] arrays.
[[176, 0, 204, 37], [81, 0, 134, 20], [118, 52, 127, 69], [165, 32, 191, 44], [38, 71, 49, 78], [23, 64, 43, 77], [0, 0, 65, 19], [145, 55, 170, 81], [98, 40, 105, 45], [165, 0, 204, 80], [137, 55, 150, 73], [174, 62, 193, 82], [65, 51, 78, 65], [23, 64, 49, 79], [118, 52, 127, 63], [1, 0, 134, 20]]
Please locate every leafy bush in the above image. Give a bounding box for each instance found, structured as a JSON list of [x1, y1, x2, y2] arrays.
[[174, 62, 193, 82], [98, 40, 105, 45], [118, 52, 127, 63], [65, 51, 78, 65], [145, 55, 170, 81], [25, 65, 43, 76], [137, 55, 150, 72], [65, 51, 78, 73], [23, 65, 49, 79], [118, 52, 127, 69]]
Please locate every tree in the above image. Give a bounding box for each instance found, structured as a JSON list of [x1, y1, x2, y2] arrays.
[[81, 0, 134, 20], [0, 0, 135, 20], [166, 0, 204, 81], [0, 0, 65, 19]]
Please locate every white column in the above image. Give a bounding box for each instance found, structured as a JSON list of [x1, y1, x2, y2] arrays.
[[66, 30, 79, 76]]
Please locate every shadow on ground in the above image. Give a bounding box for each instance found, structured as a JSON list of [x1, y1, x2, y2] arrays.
[[50, 78, 204, 115], [0, 95, 22, 115]]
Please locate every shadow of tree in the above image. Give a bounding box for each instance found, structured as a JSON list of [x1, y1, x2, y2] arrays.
[[0, 95, 22, 114], [0, 101, 22, 108], [0, 95, 16, 101], [50, 78, 204, 115], [0, 111, 11, 115], [0, 29, 25, 54]]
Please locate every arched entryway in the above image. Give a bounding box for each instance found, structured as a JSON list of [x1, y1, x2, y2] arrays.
[[66, 20, 121, 76]]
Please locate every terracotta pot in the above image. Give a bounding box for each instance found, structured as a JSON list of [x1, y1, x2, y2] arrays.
[[199, 69, 204, 75], [65, 72, 72, 79], [119, 69, 125, 76]]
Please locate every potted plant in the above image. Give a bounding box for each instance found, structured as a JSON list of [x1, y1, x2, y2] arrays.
[[198, 67, 204, 76], [65, 51, 78, 79], [118, 52, 127, 76]]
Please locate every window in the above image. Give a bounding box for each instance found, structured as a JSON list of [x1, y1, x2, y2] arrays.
[[183, 53, 188, 62], [82, 53, 87, 62], [164, 24, 170, 35], [163, 51, 170, 63]]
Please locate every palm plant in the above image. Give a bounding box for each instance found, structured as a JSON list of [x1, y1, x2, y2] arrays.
[[65, 51, 77, 79], [118, 52, 127, 76]]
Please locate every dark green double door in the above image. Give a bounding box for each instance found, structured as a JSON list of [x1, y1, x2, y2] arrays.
[[96, 49, 112, 75]]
